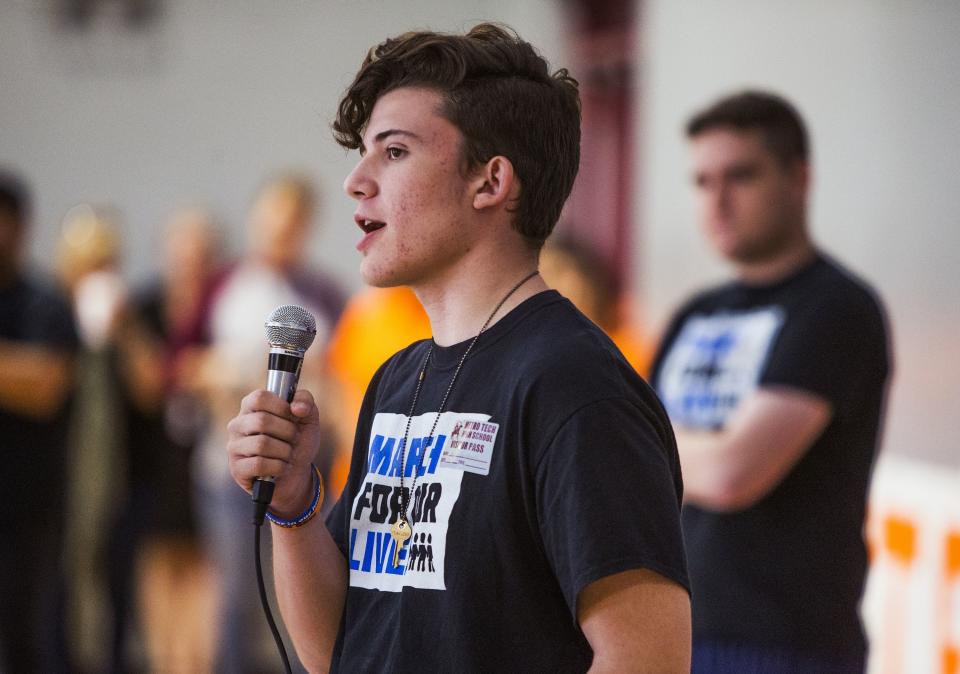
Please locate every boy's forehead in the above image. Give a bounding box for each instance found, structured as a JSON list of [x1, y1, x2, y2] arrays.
[[363, 87, 447, 140]]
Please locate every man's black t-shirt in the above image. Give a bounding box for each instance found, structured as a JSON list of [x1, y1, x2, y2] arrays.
[[327, 290, 689, 672], [650, 253, 891, 661], [0, 275, 78, 533]]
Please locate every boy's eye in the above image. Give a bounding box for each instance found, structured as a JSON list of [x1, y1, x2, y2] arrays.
[[387, 147, 405, 159]]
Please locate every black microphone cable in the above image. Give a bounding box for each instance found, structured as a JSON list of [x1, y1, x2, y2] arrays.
[[250, 304, 317, 674], [253, 490, 293, 674]]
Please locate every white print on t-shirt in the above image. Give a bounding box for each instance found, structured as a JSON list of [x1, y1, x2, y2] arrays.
[[657, 307, 784, 430], [347, 411, 495, 592]]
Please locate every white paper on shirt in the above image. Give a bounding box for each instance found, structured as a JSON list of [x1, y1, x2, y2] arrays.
[[657, 306, 784, 429], [347, 411, 495, 592]]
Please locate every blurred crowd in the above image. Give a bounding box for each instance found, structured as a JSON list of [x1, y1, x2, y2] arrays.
[[0, 168, 649, 674]]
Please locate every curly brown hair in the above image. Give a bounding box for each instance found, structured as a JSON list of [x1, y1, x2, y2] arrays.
[[333, 23, 581, 247]]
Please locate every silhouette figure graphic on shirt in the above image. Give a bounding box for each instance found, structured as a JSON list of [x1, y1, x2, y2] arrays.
[[425, 534, 435, 573], [406, 533, 435, 573], [407, 533, 420, 571]]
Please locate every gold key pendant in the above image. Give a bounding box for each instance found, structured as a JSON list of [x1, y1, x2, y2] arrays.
[[390, 518, 412, 567]]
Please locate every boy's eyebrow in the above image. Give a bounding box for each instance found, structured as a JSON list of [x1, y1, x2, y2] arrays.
[[375, 128, 420, 143], [360, 128, 421, 155]]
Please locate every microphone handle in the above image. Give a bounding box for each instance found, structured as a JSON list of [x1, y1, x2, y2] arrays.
[[252, 347, 305, 524], [266, 350, 304, 403]]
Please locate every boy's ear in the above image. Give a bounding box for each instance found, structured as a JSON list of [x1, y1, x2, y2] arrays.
[[473, 156, 520, 211]]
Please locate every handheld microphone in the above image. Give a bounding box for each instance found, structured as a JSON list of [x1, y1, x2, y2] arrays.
[[251, 304, 317, 525]]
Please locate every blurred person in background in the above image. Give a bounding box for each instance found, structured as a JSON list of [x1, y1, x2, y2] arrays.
[[55, 203, 219, 673], [54, 203, 127, 672], [539, 235, 654, 374], [650, 91, 891, 673], [0, 170, 78, 673], [126, 208, 223, 673], [184, 173, 344, 673]]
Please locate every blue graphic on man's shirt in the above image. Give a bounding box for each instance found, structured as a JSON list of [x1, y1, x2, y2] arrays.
[[349, 527, 407, 574], [349, 411, 489, 592], [349, 431, 448, 575], [368, 433, 446, 477], [678, 330, 737, 423], [657, 308, 785, 430], [348, 528, 439, 575]]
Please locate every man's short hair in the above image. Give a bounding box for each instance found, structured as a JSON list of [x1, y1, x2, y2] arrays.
[[333, 23, 581, 247], [0, 170, 31, 226], [686, 90, 809, 166]]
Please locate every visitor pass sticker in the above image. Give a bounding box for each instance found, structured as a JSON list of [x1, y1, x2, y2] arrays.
[[439, 417, 499, 476]]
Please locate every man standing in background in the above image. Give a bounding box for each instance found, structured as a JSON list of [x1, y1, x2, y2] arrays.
[[651, 91, 891, 673], [0, 171, 77, 673]]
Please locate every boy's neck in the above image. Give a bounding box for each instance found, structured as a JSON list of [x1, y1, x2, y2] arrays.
[[413, 247, 545, 347]]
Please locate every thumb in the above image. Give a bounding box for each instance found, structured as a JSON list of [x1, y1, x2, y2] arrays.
[[290, 389, 319, 422]]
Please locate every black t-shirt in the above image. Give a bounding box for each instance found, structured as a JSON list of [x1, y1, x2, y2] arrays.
[[650, 253, 891, 660], [120, 283, 169, 492], [0, 275, 78, 532], [327, 290, 689, 673], [118, 281, 199, 534]]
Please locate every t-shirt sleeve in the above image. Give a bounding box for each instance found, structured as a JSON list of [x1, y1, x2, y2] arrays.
[[760, 292, 888, 407], [534, 397, 690, 618], [326, 484, 349, 558]]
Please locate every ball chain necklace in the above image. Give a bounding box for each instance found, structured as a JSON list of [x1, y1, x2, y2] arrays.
[[389, 269, 540, 567]]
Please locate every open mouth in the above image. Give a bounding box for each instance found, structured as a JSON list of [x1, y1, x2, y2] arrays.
[[358, 219, 386, 234]]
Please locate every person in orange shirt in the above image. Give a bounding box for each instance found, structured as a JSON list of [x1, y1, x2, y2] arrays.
[[326, 286, 430, 496]]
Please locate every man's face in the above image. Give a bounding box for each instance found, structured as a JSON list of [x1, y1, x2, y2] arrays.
[[343, 87, 479, 288], [689, 128, 807, 264], [250, 185, 310, 269], [165, 210, 217, 282]]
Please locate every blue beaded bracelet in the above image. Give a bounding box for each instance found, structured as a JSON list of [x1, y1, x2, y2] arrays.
[[265, 464, 324, 529]]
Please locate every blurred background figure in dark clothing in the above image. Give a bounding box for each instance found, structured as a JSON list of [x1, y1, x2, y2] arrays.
[[0, 170, 78, 673], [650, 91, 891, 674]]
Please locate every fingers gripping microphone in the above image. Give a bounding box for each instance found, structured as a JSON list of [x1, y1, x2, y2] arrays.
[[251, 304, 317, 525]]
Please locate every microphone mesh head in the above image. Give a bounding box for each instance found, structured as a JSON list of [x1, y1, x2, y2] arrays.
[[265, 304, 317, 351]]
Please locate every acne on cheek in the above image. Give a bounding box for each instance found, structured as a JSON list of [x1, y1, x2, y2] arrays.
[[396, 191, 416, 214]]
